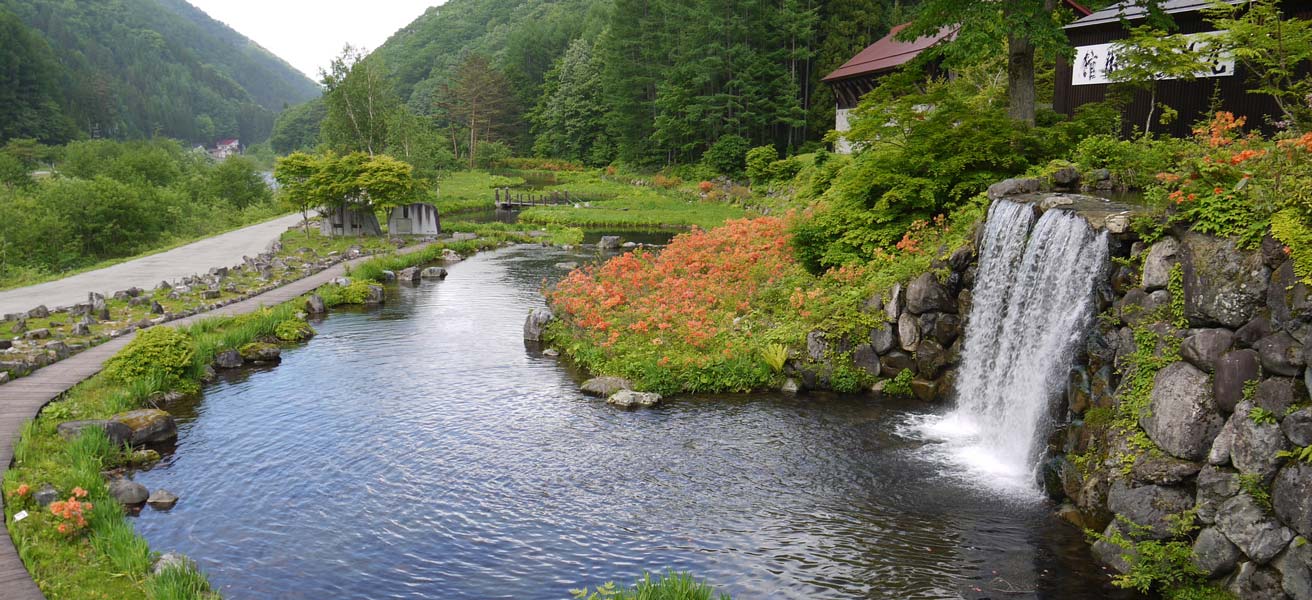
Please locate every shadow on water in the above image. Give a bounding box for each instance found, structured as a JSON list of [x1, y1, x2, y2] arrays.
[[130, 244, 1138, 600]]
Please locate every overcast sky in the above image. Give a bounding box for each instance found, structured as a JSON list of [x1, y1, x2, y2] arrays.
[[188, 0, 440, 80]]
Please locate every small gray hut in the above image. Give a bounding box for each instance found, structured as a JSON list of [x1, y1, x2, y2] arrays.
[[387, 202, 441, 236], [321, 204, 382, 237]]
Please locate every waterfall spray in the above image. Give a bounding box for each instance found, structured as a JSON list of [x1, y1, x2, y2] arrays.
[[928, 199, 1108, 492]]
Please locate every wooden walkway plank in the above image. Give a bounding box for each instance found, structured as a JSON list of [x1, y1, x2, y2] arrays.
[[0, 242, 437, 599]]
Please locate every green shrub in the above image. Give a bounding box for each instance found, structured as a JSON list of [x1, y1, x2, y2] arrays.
[[274, 318, 315, 342], [745, 145, 778, 184], [319, 280, 374, 306], [702, 134, 751, 177], [883, 369, 914, 397], [102, 326, 195, 384], [760, 343, 788, 373]]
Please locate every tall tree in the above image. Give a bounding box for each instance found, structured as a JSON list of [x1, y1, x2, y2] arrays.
[[320, 45, 401, 156], [530, 38, 611, 164], [898, 0, 1092, 124], [436, 54, 520, 168]]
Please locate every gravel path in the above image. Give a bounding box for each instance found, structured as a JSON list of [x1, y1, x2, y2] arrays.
[[0, 214, 305, 316]]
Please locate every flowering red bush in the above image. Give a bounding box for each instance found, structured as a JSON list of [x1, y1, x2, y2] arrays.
[[49, 487, 92, 536], [547, 217, 801, 392]]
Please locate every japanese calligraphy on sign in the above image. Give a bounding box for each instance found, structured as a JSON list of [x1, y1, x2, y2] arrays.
[[1072, 31, 1234, 86]]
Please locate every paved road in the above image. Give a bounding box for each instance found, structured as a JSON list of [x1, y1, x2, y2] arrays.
[[0, 214, 305, 316]]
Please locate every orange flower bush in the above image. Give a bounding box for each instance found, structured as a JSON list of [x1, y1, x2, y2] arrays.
[[547, 217, 807, 392], [49, 488, 93, 536], [544, 208, 967, 393]]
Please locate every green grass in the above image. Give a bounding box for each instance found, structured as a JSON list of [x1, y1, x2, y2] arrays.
[[572, 570, 731, 600], [432, 170, 524, 214]]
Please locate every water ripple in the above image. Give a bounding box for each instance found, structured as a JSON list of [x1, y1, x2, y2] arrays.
[[131, 244, 1133, 600]]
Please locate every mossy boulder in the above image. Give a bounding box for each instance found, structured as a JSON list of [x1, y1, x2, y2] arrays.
[[108, 409, 176, 445], [239, 342, 281, 363]]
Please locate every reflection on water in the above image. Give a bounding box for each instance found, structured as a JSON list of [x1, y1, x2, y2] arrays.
[[130, 245, 1134, 600]]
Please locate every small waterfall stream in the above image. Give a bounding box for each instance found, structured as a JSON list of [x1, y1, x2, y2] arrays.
[[924, 199, 1109, 493]]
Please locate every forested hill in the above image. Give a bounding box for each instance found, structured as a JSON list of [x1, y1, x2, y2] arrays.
[[0, 0, 320, 145], [365, 0, 900, 166]]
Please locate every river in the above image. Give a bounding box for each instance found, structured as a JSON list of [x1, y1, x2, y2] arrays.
[[130, 242, 1133, 600]]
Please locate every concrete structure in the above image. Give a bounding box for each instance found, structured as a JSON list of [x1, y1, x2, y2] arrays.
[[321, 204, 382, 237], [387, 202, 441, 236]]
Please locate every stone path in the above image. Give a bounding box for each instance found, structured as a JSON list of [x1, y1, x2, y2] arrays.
[[0, 213, 306, 316], [0, 241, 437, 599]]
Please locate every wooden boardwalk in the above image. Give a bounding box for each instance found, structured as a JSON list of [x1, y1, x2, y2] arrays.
[[0, 242, 437, 599], [493, 187, 575, 210]]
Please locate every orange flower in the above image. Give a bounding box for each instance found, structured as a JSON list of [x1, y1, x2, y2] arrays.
[[13, 484, 29, 497]]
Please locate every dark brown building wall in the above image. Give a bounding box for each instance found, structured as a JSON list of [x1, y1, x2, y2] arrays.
[[1055, 4, 1312, 138]]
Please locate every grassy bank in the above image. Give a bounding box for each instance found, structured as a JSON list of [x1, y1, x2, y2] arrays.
[[2, 226, 580, 599]]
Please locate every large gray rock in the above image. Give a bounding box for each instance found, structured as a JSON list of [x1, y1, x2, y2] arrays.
[[56, 419, 132, 447], [214, 349, 243, 369], [1210, 417, 1237, 466], [905, 273, 956, 315], [421, 266, 448, 279], [305, 294, 326, 315], [1258, 332, 1307, 377], [1141, 237, 1181, 291], [108, 479, 148, 505], [1106, 480, 1195, 539], [1277, 537, 1312, 600], [523, 308, 554, 342], [1232, 401, 1291, 480], [1218, 492, 1295, 564], [806, 331, 828, 361], [853, 345, 880, 376], [870, 324, 897, 355], [597, 235, 622, 249], [1239, 316, 1276, 348], [1274, 462, 1312, 538], [1128, 454, 1202, 486], [395, 267, 421, 284], [1282, 408, 1312, 447], [897, 312, 920, 352], [152, 552, 196, 576], [933, 313, 962, 347], [1229, 561, 1291, 600], [1256, 377, 1306, 417], [1216, 350, 1262, 414], [1198, 465, 1242, 524], [606, 390, 661, 409], [885, 283, 902, 323], [880, 351, 915, 378], [580, 377, 632, 397], [364, 285, 385, 304], [1194, 526, 1244, 578], [1141, 361, 1225, 460], [1270, 259, 1312, 327], [986, 177, 1041, 199], [108, 409, 177, 445], [915, 339, 948, 379], [1180, 231, 1271, 328], [147, 488, 178, 510], [1182, 329, 1235, 373], [1092, 521, 1136, 573]]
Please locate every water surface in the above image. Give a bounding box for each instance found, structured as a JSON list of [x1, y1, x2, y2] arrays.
[[132, 244, 1133, 600]]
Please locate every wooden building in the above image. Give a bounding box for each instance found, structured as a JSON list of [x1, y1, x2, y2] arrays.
[[387, 203, 441, 236], [1055, 0, 1312, 137], [823, 1, 1091, 153]]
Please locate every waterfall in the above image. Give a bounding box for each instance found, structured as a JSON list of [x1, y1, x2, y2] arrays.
[[926, 199, 1108, 492]]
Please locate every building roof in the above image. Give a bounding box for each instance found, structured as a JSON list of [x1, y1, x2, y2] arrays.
[[1066, 0, 1243, 28], [823, 1, 1094, 83], [822, 23, 957, 82], [216, 139, 239, 147]]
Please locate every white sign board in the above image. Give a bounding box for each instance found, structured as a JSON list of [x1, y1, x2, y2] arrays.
[[1072, 31, 1234, 86]]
